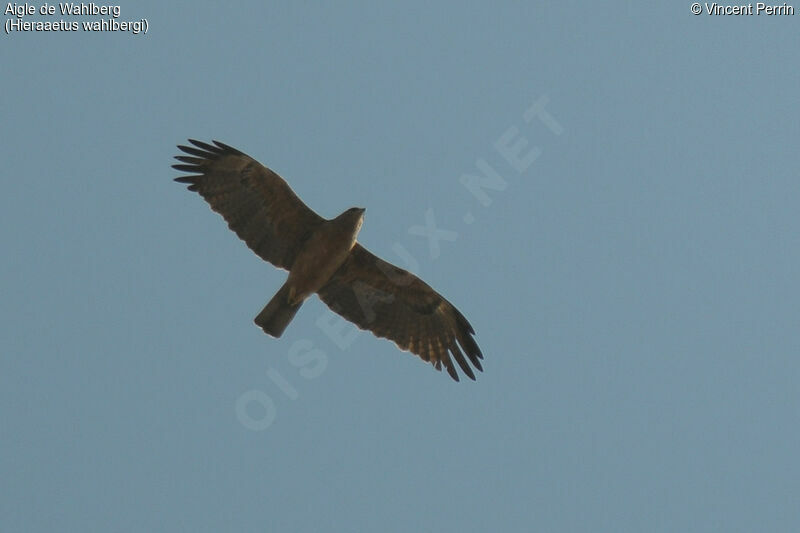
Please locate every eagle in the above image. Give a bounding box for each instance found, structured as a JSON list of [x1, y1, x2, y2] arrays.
[[173, 139, 483, 381]]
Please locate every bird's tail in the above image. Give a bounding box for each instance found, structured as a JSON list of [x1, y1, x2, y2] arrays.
[[254, 283, 303, 338]]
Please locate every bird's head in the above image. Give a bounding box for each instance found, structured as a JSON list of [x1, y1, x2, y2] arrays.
[[338, 207, 366, 235]]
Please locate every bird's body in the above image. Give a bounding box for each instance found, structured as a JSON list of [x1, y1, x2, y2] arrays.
[[173, 139, 483, 381], [285, 207, 364, 305], [256, 208, 364, 337]]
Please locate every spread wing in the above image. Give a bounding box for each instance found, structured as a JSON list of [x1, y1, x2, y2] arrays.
[[317, 244, 483, 381], [172, 139, 324, 270]]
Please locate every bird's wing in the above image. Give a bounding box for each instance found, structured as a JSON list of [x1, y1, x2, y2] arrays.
[[172, 140, 325, 270], [317, 244, 483, 381]]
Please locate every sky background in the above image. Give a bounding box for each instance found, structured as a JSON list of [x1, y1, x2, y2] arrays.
[[2, 2, 799, 532]]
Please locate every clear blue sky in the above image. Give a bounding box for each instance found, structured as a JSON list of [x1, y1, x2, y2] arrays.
[[2, 2, 799, 532]]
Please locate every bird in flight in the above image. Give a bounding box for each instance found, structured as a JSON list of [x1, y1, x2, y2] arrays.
[[173, 139, 483, 381]]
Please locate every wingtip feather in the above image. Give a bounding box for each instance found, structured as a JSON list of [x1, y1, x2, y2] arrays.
[[188, 139, 223, 154]]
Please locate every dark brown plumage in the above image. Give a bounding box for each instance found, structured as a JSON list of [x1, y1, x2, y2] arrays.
[[173, 139, 483, 381]]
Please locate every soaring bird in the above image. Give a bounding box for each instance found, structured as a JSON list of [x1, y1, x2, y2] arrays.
[[173, 139, 483, 381]]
